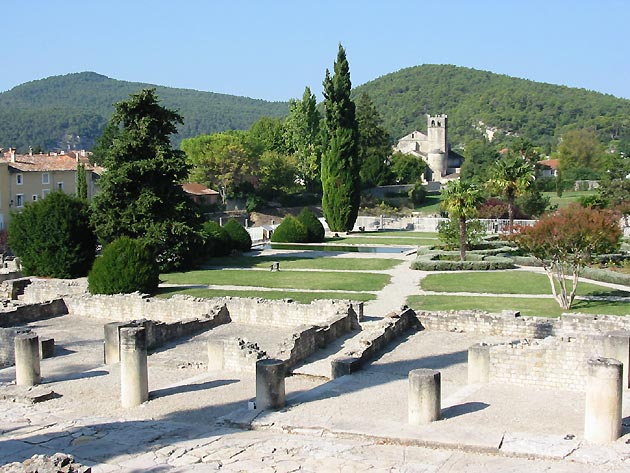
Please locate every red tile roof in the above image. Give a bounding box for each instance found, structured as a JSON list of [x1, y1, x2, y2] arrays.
[[182, 183, 219, 196], [538, 159, 560, 170], [1, 151, 99, 172]]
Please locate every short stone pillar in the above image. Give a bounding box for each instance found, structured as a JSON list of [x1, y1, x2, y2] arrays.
[[207, 340, 224, 371], [255, 359, 286, 410], [603, 331, 630, 389], [584, 357, 622, 443], [468, 343, 491, 384], [408, 369, 441, 425], [120, 327, 148, 408], [15, 334, 41, 386], [103, 322, 126, 364]]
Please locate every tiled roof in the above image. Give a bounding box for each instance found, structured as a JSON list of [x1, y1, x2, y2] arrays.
[[182, 182, 220, 196], [1, 151, 98, 172], [538, 159, 560, 170]]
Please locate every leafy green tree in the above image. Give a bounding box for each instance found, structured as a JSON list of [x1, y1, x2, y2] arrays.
[[202, 221, 232, 257], [441, 181, 484, 261], [249, 116, 287, 156], [181, 131, 254, 203], [437, 217, 485, 251], [283, 86, 322, 190], [321, 44, 360, 232], [223, 219, 252, 252], [389, 151, 426, 183], [556, 129, 605, 177], [510, 205, 622, 309], [356, 92, 392, 187], [598, 153, 630, 209], [8, 192, 96, 278], [257, 150, 298, 198], [90, 88, 202, 271], [487, 154, 535, 233], [88, 237, 159, 295], [76, 163, 88, 200], [460, 138, 499, 183]]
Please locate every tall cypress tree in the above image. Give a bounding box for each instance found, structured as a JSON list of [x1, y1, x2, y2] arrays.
[[321, 44, 360, 232]]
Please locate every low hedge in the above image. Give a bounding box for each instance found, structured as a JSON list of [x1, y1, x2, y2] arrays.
[[410, 252, 515, 271], [581, 267, 630, 286]]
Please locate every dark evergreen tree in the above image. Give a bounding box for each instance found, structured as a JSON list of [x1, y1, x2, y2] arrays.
[[8, 192, 96, 278], [76, 163, 88, 200], [356, 92, 392, 187], [297, 208, 325, 242], [223, 219, 252, 252], [321, 44, 360, 232], [90, 89, 203, 271]]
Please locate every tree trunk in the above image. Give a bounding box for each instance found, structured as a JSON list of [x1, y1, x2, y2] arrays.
[[459, 216, 467, 261], [507, 196, 515, 234]]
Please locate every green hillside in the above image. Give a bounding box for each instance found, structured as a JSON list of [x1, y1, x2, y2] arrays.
[[0, 72, 288, 151], [353, 64, 630, 150]]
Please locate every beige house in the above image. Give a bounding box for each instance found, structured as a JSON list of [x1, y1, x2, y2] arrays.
[[182, 182, 220, 206], [0, 148, 100, 229]]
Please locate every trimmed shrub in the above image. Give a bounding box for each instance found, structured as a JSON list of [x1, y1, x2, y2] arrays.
[[202, 221, 232, 257], [271, 216, 309, 243], [582, 267, 630, 286], [8, 192, 96, 278], [297, 208, 325, 243], [410, 252, 514, 271], [223, 219, 252, 252], [88, 237, 159, 295]]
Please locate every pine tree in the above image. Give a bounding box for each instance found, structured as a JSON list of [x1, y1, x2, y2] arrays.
[[321, 44, 360, 232], [90, 88, 202, 271], [356, 92, 391, 187]]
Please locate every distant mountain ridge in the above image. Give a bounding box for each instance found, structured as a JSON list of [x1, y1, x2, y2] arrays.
[[353, 64, 630, 150], [0, 72, 288, 151], [2, 66, 630, 153]]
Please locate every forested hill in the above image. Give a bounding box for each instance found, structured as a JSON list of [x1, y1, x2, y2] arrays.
[[0, 72, 288, 151], [353, 64, 630, 150]]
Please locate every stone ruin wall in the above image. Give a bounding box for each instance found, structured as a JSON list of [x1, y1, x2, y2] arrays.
[[418, 310, 630, 392]]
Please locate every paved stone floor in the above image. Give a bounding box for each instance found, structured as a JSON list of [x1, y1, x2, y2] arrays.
[[2, 314, 630, 472]]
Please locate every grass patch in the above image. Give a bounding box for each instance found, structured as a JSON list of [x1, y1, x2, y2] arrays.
[[420, 271, 629, 297], [156, 287, 376, 304], [201, 255, 402, 271], [544, 191, 597, 209], [161, 269, 390, 292], [407, 295, 630, 317], [413, 192, 443, 214]]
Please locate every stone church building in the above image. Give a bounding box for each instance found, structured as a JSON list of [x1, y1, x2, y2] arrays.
[[393, 114, 463, 183]]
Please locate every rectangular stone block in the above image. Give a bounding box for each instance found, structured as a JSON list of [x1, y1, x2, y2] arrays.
[[39, 337, 54, 359]]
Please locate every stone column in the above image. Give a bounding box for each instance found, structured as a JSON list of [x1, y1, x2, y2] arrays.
[[103, 322, 126, 364], [207, 340, 224, 371], [468, 343, 491, 384], [408, 369, 441, 425], [603, 331, 630, 389], [584, 357, 622, 443], [120, 327, 148, 408], [256, 359, 286, 410], [15, 334, 40, 386]]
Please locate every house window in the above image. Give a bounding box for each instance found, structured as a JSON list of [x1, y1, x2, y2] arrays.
[[32, 195, 38, 202], [15, 194, 24, 207], [42, 189, 50, 199], [42, 173, 50, 185], [57, 182, 64, 191], [16, 174, 23, 185]]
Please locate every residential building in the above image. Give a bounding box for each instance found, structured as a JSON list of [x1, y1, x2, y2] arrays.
[[182, 182, 220, 206], [537, 159, 560, 178], [0, 148, 100, 229]]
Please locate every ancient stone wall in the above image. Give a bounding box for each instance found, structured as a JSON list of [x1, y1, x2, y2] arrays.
[[17, 278, 88, 303], [0, 299, 68, 328], [0, 327, 31, 367]]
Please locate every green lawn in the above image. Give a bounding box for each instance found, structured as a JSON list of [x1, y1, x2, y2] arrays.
[[161, 269, 390, 291], [201, 255, 402, 271], [543, 191, 597, 209], [413, 193, 443, 215], [407, 295, 630, 318], [420, 271, 629, 297], [157, 287, 376, 304]]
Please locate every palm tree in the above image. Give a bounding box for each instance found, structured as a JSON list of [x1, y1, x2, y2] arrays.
[[441, 180, 484, 261], [488, 154, 535, 233]]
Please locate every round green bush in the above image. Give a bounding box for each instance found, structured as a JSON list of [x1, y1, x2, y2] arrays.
[[202, 221, 232, 256], [297, 208, 325, 243], [271, 216, 309, 243], [223, 219, 252, 252], [88, 237, 159, 294], [8, 191, 96, 278]]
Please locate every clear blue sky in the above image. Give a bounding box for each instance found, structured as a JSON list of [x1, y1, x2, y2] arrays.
[[3, 0, 629, 102]]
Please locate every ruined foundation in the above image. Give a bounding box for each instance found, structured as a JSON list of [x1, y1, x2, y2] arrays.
[[468, 343, 490, 384], [256, 358, 286, 410]]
